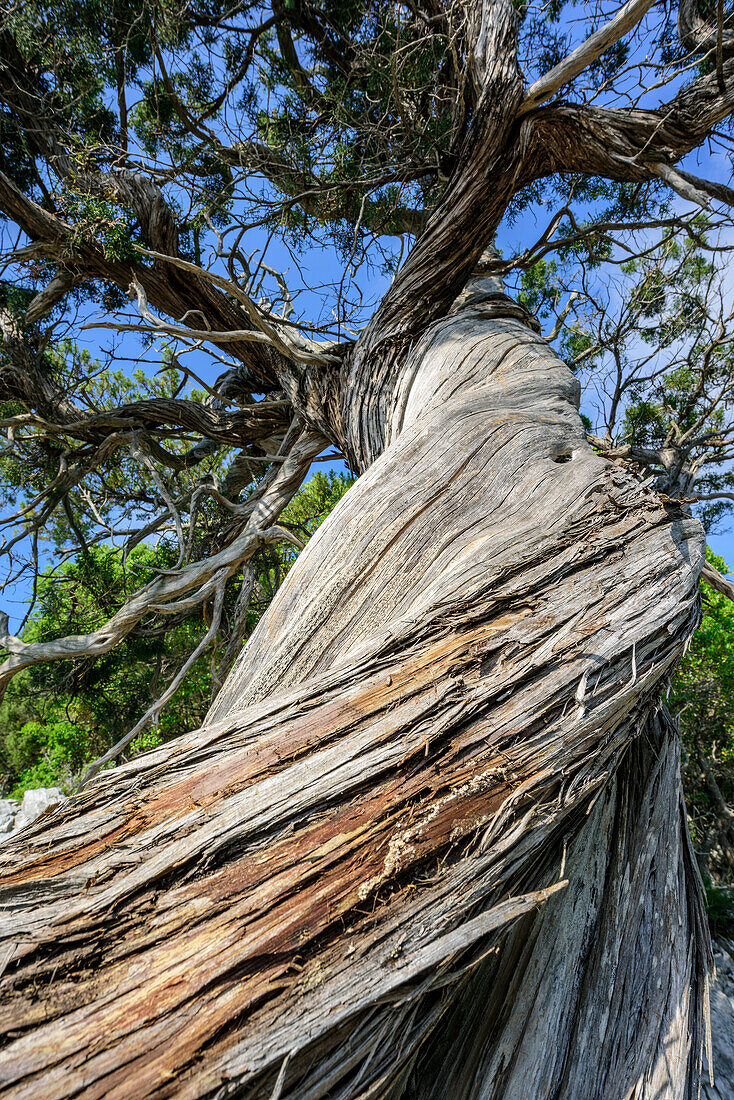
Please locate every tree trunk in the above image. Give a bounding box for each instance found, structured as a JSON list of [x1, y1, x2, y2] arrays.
[[0, 289, 711, 1098]]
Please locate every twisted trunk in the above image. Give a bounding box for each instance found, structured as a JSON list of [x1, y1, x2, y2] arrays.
[[0, 289, 710, 1098]]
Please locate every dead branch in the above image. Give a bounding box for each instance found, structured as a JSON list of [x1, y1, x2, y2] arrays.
[[0, 428, 327, 697]]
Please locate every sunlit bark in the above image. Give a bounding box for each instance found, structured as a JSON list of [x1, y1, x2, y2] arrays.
[[0, 286, 709, 1098]]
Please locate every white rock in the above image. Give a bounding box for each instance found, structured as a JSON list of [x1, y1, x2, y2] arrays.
[[704, 938, 734, 1099], [12, 787, 64, 833], [0, 798, 19, 834]]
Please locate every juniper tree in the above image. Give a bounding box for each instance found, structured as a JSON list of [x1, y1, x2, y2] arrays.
[[3, 0, 734, 1095]]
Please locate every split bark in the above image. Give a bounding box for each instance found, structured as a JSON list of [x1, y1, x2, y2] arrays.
[[0, 283, 710, 1098]]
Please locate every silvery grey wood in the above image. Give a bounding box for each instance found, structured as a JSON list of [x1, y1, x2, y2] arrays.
[[0, 0, 729, 1093], [0, 283, 710, 1097]]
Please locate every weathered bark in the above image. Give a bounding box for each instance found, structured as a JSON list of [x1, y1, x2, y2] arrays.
[[0, 285, 710, 1097]]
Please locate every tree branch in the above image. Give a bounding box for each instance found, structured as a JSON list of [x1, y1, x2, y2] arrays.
[[702, 560, 734, 602], [650, 162, 734, 209], [679, 0, 734, 58], [0, 429, 326, 698], [519, 0, 657, 115], [518, 56, 734, 197]]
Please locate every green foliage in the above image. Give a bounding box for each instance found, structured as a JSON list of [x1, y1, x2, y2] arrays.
[[672, 549, 734, 888], [518, 259, 559, 321], [4, 716, 90, 798], [704, 882, 734, 935], [672, 549, 734, 759], [0, 470, 354, 797], [59, 191, 138, 262], [0, 541, 213, 795], [0, 280, 36, 320]]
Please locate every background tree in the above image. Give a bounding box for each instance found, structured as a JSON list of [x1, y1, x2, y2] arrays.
[[515, 225, 734, 517], [674, 550, 734, 891], [0, 470, 353, 795], [3, 0, 734, 1096]]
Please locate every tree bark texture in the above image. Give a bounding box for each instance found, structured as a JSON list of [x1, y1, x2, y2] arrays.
[[0, 288, 710, 1098]]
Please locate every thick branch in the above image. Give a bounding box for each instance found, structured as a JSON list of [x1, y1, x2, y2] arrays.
[[519, 0, 657, 115], [0, 311, 292, 456], [678, 0, 734, 57], [702, 559, 734, 602], [519, 56, 734, 193], [0, 166, 346, 423]]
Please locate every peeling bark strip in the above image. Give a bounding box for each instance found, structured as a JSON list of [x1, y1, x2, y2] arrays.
[[0, 293, 709, 1097]]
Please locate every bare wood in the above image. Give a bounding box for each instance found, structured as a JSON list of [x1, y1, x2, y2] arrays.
[[702, 560, 734, 602], [0, 289, 708, 1098], [519, 0, 657, 115]]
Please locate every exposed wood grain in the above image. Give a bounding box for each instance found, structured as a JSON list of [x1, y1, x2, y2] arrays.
[[0, 275, 708, 1097], [0, 3, 726, 1089]]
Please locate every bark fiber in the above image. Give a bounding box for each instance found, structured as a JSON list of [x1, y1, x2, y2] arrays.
[[0, 290, 710, 1098]]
